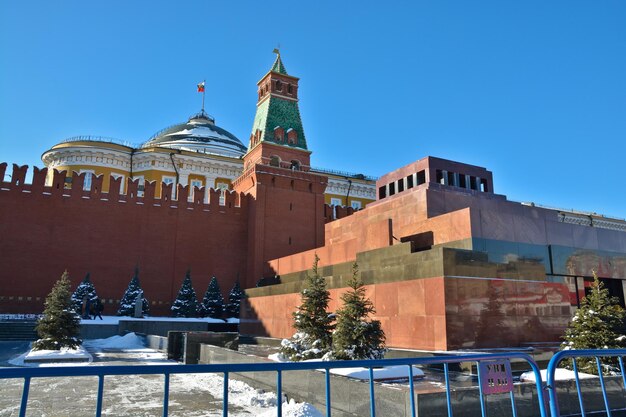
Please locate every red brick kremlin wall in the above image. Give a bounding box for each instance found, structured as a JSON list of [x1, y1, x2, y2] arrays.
[[0, 163, 250, 316]]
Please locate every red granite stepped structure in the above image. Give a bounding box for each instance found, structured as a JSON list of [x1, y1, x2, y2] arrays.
[[240, 155, 626, 350], [1, 53, 626, 350]]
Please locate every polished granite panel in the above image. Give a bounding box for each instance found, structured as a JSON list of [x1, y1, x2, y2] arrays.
[[545, 220, 576, 247], [551, 245, 626, 278], [513, 213, 548, 245], [596, 228, 623, 252], [480, 209, 517, 241], [572, 225, 599, 250], [373, 283, 398, 317], [445, 277, 572, 349]]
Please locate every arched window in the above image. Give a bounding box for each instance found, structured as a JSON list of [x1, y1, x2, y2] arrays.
[[288, 84, 293, 94], [287, 128, 298, 145], [290, 160, 300, 171], [270, 156, 280, 167], [273, 126, 284, 142], [276, 80, 282, 91]]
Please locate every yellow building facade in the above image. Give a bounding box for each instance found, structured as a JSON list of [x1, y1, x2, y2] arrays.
[[41, 111, 376, 205]]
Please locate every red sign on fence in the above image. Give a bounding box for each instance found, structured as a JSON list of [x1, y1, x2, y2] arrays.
[[479, 359, 514, 394]]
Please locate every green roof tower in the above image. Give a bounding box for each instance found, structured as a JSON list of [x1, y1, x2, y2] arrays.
[[244, 49, 311, 172]]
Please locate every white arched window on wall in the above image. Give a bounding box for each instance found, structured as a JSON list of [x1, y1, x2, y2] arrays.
[[189, 179, 203, 201], [134, 175, 145, 197], [80, 170, 94, 191], [215, 181, 230, 206], [111, 173, 125, 194], [162, 176, 176, 199]]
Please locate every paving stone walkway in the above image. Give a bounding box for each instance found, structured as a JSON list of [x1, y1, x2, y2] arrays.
[[0, 343, 251, 417]]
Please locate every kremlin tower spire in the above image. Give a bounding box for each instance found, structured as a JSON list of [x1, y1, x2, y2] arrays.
[[234, 51, 327, 287], [244, 49, 310, 172]]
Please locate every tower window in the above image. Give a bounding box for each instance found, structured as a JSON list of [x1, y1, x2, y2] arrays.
[[287, 128, 298, 145], [276, 80, 282, 91], [270, 156, 280, 167], [417, 170, 426, 185], [290, 160, 300, 171], [459, 174, 467, 189], [273, 126, 284, 142], [288, 84, 293, 94]]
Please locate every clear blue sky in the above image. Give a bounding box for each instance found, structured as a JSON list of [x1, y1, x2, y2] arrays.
[[1, 1, 625, 218]]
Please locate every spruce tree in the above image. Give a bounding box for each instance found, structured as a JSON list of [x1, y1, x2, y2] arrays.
[[70, 273, 98, 315], [171, 270, 199, 318], [200, 276, 224, 318], [332, 262, 386, 360], [280, 254, 334, 361], [33, 270, 82, 350], [561, 271, 626, 374], [226, 281, 245, 318], [117, 267, 150, 316]]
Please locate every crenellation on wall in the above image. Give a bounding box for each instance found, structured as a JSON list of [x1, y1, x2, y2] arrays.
[[0, 163, 249, 215], [31, 167, 47, 194]]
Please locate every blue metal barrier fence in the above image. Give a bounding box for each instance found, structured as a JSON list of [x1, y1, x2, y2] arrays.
[[547, 349, 626, 417], [0, 352, 548, 417]]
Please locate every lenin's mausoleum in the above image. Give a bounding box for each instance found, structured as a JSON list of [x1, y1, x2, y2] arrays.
[[1, 53, 626, 351]]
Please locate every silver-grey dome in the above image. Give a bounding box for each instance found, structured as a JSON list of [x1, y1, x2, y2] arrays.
[[142, 111, 246, 158]]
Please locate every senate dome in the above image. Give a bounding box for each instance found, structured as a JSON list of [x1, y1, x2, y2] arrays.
[[142, 110, 247, 158]]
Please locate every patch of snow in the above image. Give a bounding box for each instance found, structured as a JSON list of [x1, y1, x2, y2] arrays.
[[329, 365, 425, 380], [83, 332, 146, 350], [258, 399, 324, 417], [268, 352, 288, 362], [4, 335, 323, 416], [10, 345, 93, 367], [80, 315, 229, 325], [25, 345, 91, 361], [520, 368, 596, 383], [268, 353, 425, 381]]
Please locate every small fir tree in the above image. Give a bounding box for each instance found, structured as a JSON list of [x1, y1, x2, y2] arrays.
[[200, 276, 224, 318], [280, 254, 334, 361], [70, 273, 98, 315], [171, 270, 199, 318], [226, 281, 245, 318], [332, 262, 386, 360], [561, 271, 626, 374], [117, 267, 150, 316], [33, 270, 82, 350]]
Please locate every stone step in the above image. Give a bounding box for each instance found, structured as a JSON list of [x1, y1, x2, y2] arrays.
[[0, 321, 38, 340]]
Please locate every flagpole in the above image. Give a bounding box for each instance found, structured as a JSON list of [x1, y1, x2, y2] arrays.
[[202, 79, 205, 113]]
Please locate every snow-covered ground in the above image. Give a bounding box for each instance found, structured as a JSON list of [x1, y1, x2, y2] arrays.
[[268, 352, 425, 381], [519, 368, 597, 382], [79, 315, 239, 325], [1, 333, 322, 417], [328, 365, 425, 380]]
